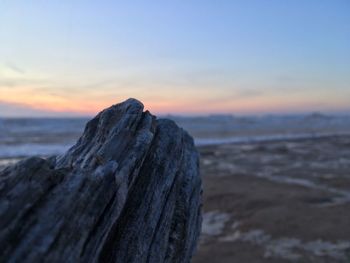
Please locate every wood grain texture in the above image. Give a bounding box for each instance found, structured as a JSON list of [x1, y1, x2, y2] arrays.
[[0, 99, 202, 263]]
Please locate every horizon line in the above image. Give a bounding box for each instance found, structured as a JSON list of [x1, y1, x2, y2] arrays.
[[1, 110, 350, 119]]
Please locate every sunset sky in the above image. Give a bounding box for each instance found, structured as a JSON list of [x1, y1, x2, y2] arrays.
[[0, 1, 349, 117]]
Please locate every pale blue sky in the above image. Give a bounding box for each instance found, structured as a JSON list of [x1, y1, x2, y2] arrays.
[[0, 0, 349, 116]]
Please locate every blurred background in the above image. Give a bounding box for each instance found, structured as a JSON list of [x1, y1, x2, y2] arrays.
[[1, 1, 350, 262]]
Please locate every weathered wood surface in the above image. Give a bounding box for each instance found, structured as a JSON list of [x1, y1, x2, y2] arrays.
[[0, 99, 202, 263]]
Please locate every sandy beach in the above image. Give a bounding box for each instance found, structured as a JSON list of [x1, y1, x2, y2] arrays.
[[2, 1, 349, 261], [194, 135, 350, 262], [1, 117, 350, 262]]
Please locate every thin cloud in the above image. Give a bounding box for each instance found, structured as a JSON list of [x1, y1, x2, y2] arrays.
[[0, 100, 46, 117], [235, 89, 264, 98], [0, 100, 87, 117], [5, 62, 25, 75], [0, 78, 50, 88]]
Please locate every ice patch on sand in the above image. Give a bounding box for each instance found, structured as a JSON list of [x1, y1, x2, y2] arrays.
[[220, 225, 350, 261], [304, 240, 350, 258], [201, 211, 230, 236], [264, 237, 302, 260]]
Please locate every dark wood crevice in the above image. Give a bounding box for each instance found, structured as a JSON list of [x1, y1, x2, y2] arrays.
[[0, 98, 202, 263]]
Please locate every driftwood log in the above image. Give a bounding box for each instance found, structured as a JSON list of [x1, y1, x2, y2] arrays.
[[0, 99, 202, 263]]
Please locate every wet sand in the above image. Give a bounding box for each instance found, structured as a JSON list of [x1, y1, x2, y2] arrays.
[[194, 135, 350, 263]]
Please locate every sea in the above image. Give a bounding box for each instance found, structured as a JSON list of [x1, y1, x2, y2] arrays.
[[1, 113, 350, 168]]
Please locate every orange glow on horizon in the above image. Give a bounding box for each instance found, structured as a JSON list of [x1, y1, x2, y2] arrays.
[[2, 81, 349, 116], [3, 86, 348, 116]]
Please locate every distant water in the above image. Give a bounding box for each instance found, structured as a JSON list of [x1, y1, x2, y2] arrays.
[[1, 114, 350, 167], [0, 118, 87, 164]]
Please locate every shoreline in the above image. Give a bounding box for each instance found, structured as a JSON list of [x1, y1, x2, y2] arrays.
[[1, 133, 350, 163], [195, 132, 350, 147]]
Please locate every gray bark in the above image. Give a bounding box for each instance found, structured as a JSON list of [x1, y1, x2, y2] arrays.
[[0, 98, 202, 263]]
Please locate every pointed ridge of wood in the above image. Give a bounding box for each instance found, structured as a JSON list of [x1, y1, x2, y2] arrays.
[[0, 99, 202, 263]]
